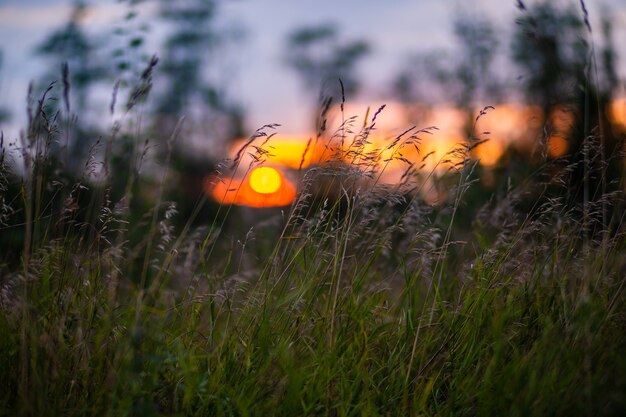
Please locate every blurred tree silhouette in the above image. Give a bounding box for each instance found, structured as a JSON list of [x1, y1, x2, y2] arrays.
[[393, 51, 449, 106], [392, 1, 624, 234], [512, 0, 623, 220], [157, 0, 216, 117], [285, 24, 370, 106], [0, 50, 9, 123], [36, 1, 107, 174], [156, 0, 244, 140], [393, 15, 501, 125], [109, 0, 153, 90], [155, 0, 245, 225], [453, 16, 502, 108], [37, 2, 106, 112], [512, 2, 587, 109]]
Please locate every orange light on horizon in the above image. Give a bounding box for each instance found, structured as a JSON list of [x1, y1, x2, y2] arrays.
[[230, 135, 327, 171], [547, 135, 568, 158], [337, 105, 468, 184], [546, 105, 575, 158], [208, 167, 297, 208], [472, 138, 505, 167], [609, 98, 626, 128], [474, 104, 546, 166], [338, 131, 464, 184], [207, 99, 626, 207]]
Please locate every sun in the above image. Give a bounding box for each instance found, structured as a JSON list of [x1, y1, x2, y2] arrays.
[[249, 166, 282, 194]]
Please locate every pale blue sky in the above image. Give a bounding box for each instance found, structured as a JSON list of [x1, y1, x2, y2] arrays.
[[1, 0, 624, 138]]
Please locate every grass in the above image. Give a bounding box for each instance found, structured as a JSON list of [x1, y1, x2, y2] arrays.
[[0, 82, 624, 417], [1, 3, 626, 413]]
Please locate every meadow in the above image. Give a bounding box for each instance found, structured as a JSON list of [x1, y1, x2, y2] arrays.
[[1, 1, 626, 416]]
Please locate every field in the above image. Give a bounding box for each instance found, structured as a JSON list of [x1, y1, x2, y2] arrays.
[[1, 1, 626, 416]]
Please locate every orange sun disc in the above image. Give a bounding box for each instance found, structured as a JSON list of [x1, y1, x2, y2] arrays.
[[249, 166, 282, 194]]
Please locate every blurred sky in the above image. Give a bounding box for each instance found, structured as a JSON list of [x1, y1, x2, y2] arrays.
[[0, 0, 625, 138]]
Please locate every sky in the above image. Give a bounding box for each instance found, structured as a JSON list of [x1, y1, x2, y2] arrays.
[[0, 0, 625, 138]]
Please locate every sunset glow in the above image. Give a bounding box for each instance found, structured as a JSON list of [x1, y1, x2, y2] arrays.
[[209, 100, 625, 206], [474, 104, 544, 163], [609, 98, 626, 128], [472, 138, 505, 167], [209, 170, 298, 208], [335, 104, 467, 183], [230, 135, 326, 170], [547, 135, 568, 158], [249, 167, 282, 194]]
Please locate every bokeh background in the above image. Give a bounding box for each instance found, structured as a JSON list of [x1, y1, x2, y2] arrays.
[[1, 0, 625, 135], [0, 0, 625, 219]]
